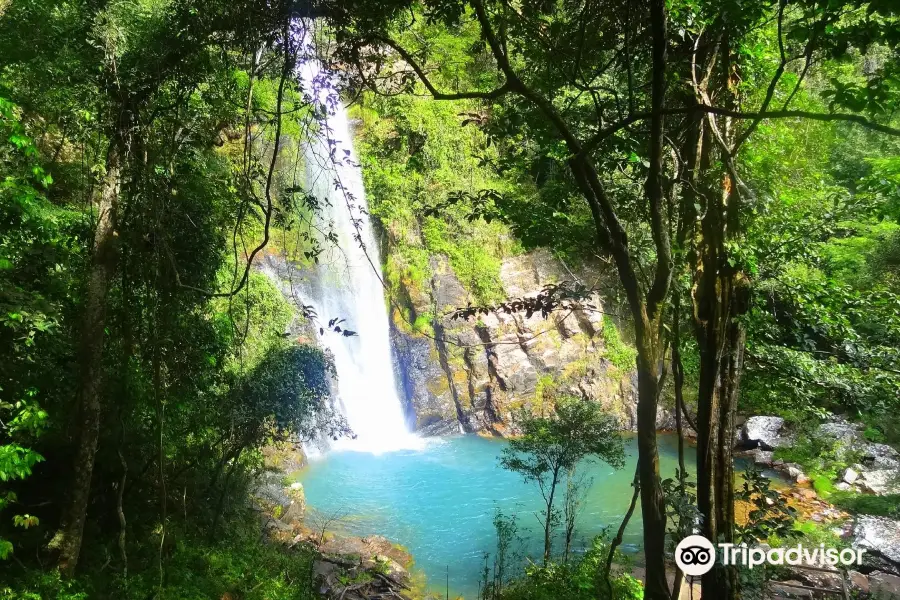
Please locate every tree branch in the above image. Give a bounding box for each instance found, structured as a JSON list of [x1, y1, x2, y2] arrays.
[[374, 35, 514, 100], [582, 104, 900, 156], [731, 0, 787, 153], [645, 0, 672, 321]]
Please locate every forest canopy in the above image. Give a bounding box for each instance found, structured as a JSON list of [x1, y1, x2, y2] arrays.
[[1, 0, 899, 599]]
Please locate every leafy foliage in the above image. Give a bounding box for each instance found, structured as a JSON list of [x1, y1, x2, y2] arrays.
[[450, 281, 596, 321], [0, 98, 64, 560], [500, 396, 624, 562], [1, 518, 320, 600], [735, 466, 798, 544], [0, 1, 345, 594], [831, 491, 900, 518], [489, 536, 644, 600], [773, 425, 861, 484], [353, 92, 523, 308]]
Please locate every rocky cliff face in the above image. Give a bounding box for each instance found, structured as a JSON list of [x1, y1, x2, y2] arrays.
[[261, 245, 669, 437], [391, 248, 671, 436]]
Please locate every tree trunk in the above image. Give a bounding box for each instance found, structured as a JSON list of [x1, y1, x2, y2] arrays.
[[671, 288, 688, 600], [695, 269, 748, 599], [694, 211, 731, 598], [605, 465, 640, 599], [713, 276, 749, 596], [54, 144, 120, 576], [543, 469, 559, 565], [691, 32, 751, 598], [640, 2, 672, 595], [632, 316, 670, 600]]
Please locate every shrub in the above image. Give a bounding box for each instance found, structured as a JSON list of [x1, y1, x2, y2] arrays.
[[831, 492, 900, 518], [600, 317, 637, 371]]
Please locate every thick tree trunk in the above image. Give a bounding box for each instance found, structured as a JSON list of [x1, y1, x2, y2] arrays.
[[695, 271, 748, 599], [640, 3, 672, 595], [695, 310, 727, 597], [54, 145, 120, 576], [714, 277, 749, 596], [693, 190, 749, 600], [692, 35, 750, 597], [635, 331, 670, 600]]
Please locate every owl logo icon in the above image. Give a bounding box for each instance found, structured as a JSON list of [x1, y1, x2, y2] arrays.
[[675, 535, 716, 576]]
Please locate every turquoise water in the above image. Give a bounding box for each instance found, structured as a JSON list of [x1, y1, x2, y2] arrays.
[[300, 434, 694, 598]]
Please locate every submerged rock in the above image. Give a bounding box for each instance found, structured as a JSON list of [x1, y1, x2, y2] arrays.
[[753, 449, 776, 467]]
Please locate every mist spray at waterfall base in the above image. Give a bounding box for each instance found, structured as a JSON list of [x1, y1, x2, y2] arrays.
[[297, 36, 424, 455]]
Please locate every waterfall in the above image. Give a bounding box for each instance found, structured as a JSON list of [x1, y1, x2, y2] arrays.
[[297, 44, 422, 454]]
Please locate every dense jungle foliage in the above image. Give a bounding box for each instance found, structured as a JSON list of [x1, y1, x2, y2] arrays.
[[1, 0, 899, 599]]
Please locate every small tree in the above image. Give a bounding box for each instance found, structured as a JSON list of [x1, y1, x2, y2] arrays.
[[563, 469, 592, 564], [500, 396, 625, 565]]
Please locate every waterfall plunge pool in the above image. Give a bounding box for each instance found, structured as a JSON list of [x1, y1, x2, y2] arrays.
[[299, 433, 695, 599]]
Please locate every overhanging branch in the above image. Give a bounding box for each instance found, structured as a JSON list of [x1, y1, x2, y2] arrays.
[[373, 35, 513, 100], [582, 104, 900, 155]]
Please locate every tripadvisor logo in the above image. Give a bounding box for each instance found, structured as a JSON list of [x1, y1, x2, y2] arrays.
[[674, 535, 867, 576], [675, 535, 716, 576]]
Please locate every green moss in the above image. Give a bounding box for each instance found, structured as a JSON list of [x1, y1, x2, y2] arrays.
[[281, 470, 304, 486], [831, 492, 900, 517], [425, 374, 451, 397], [353, 92, 524, 307], [421, 216, 507, 304], [791, 520, 848, 549], [600, 316, 637, 371], [561, 356, 591, 380], [412, 312, 434, 336], [534, 375, 555, 400], [337, 570, 374, 586], [773, 427, 862, 482], [812, 474, 836, 498]]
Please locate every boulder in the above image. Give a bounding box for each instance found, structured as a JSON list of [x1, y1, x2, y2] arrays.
[[862, 443, 900, 470], [788, 567, 843, 593], [781, 462, 810, 484], [794, 488, 817, 500], [848, 570, 870, 595], [870, 571, 900, 599], [842, 467, 860, 484], [753, 449, 775, 467], [860, 469, 900, 496], [818, 419, 859, 445], [742, 416, 792, 450], [852, 516, 900, 576], [253, 471, 306, 525]]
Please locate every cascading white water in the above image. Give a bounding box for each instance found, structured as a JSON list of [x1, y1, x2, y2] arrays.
[[298, 42, 422, 454]]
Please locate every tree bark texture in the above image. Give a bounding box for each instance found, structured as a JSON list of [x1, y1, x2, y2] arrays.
[[55, 145, 121, 576]]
